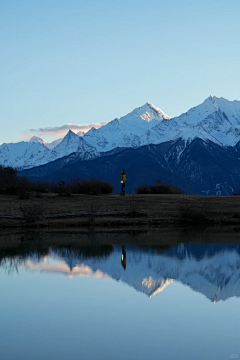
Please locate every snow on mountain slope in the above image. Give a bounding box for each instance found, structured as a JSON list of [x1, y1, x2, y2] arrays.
[[3, 96, 240, 170], [141, 96, 240, 146], [42, 130, 99, 164], [77, 131, 86, 136], [29, 136, 47, 145], [127, 102, 170, 122], [25, 244, 240, 302], [82, 96, 240, 152], [178, 95, 240, 127], [0, 131, 98, 170], [83, 103, 170, 151], [49, 138, 63, 149], [29, 136, 63, 150], [0, 141, 50, 170]]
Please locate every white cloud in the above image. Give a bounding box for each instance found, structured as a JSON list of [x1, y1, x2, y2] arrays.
[[28, 122, 109, 137]]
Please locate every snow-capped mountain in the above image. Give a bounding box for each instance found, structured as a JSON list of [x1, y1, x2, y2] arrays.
[[0, 130, 99, 170], [29, 136, 63, 150], [82, 96, 240, 152], [29, 136, 47, 145], [0, 141, 51, 170], [25, 244, 240, 302], [83, 102, 170, 151], [3, 96, 240, 177], [0, 103, 169, 169], [140, 96, 240, 147], [77, 131, 86, 137], [42, 130, 99, 164]]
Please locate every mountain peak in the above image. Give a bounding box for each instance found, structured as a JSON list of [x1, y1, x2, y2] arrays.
[[66, 129, 76, 135], [64, 130, 79, 139], [29, 136, 45, 143], [207, 95, 217, 100], [126, 103, 170, 122], [145, 101, 155, 107], [206, 95, 228, 103]]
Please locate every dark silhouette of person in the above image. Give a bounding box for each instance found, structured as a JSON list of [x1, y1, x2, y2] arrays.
[[121, 245, 126, 270], [120, 169, 126, 194]]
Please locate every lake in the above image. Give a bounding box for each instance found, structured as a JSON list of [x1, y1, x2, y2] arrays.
[[1, 228, 240, 360]]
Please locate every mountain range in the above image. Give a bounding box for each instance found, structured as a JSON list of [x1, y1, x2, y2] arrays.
[[2, 96, 240, 194]]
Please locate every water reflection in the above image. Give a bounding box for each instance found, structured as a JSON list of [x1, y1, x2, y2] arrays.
[[1, 240, 240, 302], [121, 245, 126, 270]]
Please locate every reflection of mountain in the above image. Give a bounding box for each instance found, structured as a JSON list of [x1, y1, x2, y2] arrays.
[[24, 244, 240, 302]]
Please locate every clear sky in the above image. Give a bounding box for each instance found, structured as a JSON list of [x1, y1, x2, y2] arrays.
[[1, 0, 240, 144]]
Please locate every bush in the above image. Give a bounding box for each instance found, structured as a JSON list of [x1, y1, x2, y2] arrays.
[[33, 180, 51, 193], [128, 193, 145, 217], [0, 165, 114, 196], [19, 203, 44, 222], [51, 180, 72, 196], [70, 178, 113, 195], [0, 165, 18, 189], [136, 180, 182, 195], [178, 196, 211, 223], [135, 184, 152, 194], [84, 198, 100, 223], [17, 176, 32, 199]]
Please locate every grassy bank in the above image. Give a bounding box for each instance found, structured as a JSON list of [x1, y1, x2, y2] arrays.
[[1, 193, 240, 229]]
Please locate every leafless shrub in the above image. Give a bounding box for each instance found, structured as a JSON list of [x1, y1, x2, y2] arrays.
[[128, 193, 145, 217], [17, 176, 32, 199], [136, 180, 183, 194], [1, 164, 113, 197], [0, 165, 18, 189], [19, 203, 44, 222], [35, 191, 43, 198], [71, 178, 113, 195], [178, 196, 212, 223], [84, 198, 100, 223], [52, 178, 113, 196], [33, 180, 50, 193], [51, 180, 72, 197], [135, 184, 151, 194]]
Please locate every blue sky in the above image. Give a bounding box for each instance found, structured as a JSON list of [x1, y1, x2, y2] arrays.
[[1, 0, 240, 143]]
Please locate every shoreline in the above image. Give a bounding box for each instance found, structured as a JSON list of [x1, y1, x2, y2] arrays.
[[1, 226, 240, 257]]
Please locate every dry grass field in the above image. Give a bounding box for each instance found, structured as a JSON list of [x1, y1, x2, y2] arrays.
[[1, 193, 240, 228]]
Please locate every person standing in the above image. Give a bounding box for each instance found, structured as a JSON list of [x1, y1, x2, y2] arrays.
[[120, 169, 126, 195]]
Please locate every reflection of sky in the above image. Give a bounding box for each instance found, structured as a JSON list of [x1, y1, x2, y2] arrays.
[[1, 269, 240, 360], [0, 253, 240, 359]]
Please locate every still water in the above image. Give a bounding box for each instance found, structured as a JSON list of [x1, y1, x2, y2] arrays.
[[1, 228, 240, 360]]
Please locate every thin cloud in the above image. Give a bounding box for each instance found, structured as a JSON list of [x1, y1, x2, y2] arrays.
[[28, 122, 108, 137]]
